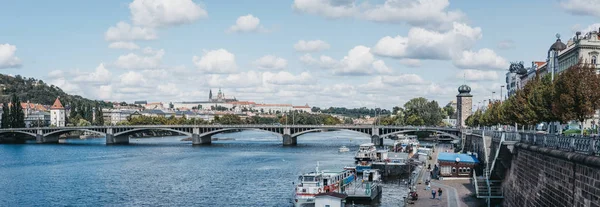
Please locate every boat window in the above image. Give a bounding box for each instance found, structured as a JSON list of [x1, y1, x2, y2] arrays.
[[303, 176, 315, 182], [323, 179, 328, 186]]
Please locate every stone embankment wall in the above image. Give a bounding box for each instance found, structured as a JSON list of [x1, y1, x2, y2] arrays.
[[503, 143, 600, 207]]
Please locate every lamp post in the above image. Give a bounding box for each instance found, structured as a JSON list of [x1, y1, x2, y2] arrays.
[[492, 91, 496, 102], [500, 86, 505, 102]]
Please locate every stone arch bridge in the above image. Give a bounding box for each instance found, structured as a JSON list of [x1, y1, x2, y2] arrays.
[[0, 125, 460, 146]]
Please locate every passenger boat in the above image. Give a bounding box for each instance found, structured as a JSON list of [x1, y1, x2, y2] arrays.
[[355, 143, 377, 163], [293, 163, 356, 207], [393, 136, 419, 154], [338, 146, 350, 152]]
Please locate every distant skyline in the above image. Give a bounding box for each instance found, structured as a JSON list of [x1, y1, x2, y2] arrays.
[[1, 0, 599, 109]]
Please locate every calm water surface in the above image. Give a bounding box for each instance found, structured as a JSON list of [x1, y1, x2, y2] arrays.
[[0, 130, 410, 206]]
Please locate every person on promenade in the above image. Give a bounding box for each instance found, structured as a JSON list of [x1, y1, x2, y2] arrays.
[[425, 181, 430, 191], [437, 188, 443, 200], [431, 189, 436, 199]]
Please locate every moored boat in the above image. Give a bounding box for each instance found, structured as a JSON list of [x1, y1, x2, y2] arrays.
[[338, 146, 350, 152], [293, 164, 356, 207]]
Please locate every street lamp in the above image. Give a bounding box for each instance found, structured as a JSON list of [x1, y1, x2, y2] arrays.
[[500, 86, 505, 102], [492, 91, 496, 102]]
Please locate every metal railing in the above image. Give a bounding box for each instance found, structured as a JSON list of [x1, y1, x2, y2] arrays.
[[478, 130, 600, 156]]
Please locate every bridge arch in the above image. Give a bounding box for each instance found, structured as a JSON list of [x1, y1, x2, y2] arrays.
[[0, 130, 37, 138], [290, 129, 322, 138], [114, 128, 193, 137], [199, 128, 284, 138], [381, 129, 460, 140], [43, 129, 107, 137]]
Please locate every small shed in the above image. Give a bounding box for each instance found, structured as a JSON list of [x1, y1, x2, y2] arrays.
[[315, 192, 347, 207], [437, 152, 479, 177]]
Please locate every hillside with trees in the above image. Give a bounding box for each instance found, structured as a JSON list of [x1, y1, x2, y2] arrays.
[[0, 74, 111, 108]]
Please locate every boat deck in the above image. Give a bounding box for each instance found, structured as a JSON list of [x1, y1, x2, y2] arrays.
[[344, 181, 382, 203]]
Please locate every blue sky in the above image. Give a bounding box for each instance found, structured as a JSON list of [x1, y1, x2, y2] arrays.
[[0, 0, 599, 109]]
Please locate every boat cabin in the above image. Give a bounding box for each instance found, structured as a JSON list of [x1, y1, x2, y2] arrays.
[[437, 152, 479, 177], [315, 192, 347, 207], [362, 169, 381, 182]]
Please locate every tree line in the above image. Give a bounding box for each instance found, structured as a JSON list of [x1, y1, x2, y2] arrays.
[[466, 63, 600, 133], [376, 97, 453, 126], [68, 101, 104, 126], [1, 94, 25, 128], [311, 106, 391, 118]]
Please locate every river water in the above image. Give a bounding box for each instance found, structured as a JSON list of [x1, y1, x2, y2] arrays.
[[0, 130, 411, 206]]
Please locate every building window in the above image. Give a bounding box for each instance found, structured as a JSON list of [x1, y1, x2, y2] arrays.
[[452, 167, 456, 173], [592, 56, 597, 65], [441, 166, 451, 175]]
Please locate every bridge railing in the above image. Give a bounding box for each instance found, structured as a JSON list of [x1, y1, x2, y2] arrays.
[[482, 130, 600, 156]]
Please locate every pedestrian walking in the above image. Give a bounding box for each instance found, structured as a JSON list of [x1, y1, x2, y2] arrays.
[[426, 181, 430, 191], [431, 189, 436, 199], [438, 188, 443, 200]]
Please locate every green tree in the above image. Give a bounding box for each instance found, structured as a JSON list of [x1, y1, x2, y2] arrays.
[[94, 105, 104, 125], [553, 63, 600, 133], [405, 114, 424, 126], [443, 104, 455, 118], [1, 102, 8, 128], [10, 94, 25, 128], [217, 114, 243, 125]]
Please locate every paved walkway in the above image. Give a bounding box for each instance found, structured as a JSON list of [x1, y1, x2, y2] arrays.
[[406, 143, 482, 207]]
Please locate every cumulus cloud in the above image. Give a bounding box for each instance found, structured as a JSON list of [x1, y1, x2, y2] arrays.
[[129, 0, 208, 27], [0, 44, 22, 69], [72, 64, 112, 85], [263, 71, 313, 85], [457, 69, 499, 81], [193, 49, 238, 74], [227, 14, 267, 33], [380, 74, 428, 86], [119, 71, 148, 86], [207, 71, 262, 88], [253, 55, 287, 70], [560, 0, 600, 17], [363, 0, 466, 30], [293, 0, 465, 30], [105, 22, 157, 42], [294, 40, 331, 52], [372, 22, 482, 60], [292, 0, 358, 18], [114, 48, 165, 69], [452, 48, 508, 70], [108, 41, 140, 50], [301, 46, 393, 75]]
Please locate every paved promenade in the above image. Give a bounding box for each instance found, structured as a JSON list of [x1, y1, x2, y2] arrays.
[[407, 143, 482, 207]]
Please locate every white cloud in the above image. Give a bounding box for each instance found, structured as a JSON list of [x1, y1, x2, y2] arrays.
[[560, 0, 600, 17], [580, 23, 600, 34], [363, 0, 466, 30], [227, 14, 266, 33], [453, 48, 508, 70], [129, 0, 208, 27], [193, 49, 238, 74], [108, 41, 140, 50], [119, 71, 147, 86], [97, 85, 113, 100], [301, 46, 393, 75], [372, 22, 482, 60], [105, 22, 157, 42], [72, 64, 112, 85], [497, 40, 515, 50], [207, 71, 262, 88], [263, 71, 313, 85], [336, 45, 393, 75], [381, 74, 428, 86], [254, 55, 287, 70], [292, 0, 358, 18], [0, 44, 22, 69], [293, 0, 465, 30], [300, 54, 337, 69], [114, 48, 165, 69], [458, 69, 499, 81], [294, 40, 330, 52], [399, 59, 421, 67], [157, 83, 180, 95]]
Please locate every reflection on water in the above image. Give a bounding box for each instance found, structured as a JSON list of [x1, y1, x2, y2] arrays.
[[0, 130, 410, 206]]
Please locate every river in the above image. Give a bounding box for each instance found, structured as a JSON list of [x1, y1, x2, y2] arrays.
[[0, 130, 411, 206]]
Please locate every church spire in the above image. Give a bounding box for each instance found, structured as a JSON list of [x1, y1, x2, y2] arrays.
[[209, 89, 213, 100]]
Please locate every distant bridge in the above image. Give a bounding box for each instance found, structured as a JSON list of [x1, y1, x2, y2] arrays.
[[0, 125, 460, 146]]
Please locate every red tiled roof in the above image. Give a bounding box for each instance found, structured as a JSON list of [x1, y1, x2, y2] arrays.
[[534, 61, 545, 68], [50, 97, 64, 109]]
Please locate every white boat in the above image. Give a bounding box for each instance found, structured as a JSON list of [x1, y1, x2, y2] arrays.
[[338, 146, 350, 152], [355, 143, 377, 163], [393, 136, 419, 154], [293, 163, 356, 207]]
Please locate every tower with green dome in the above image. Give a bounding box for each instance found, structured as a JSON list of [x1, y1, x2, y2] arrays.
[[457, 84, 473, 128]]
